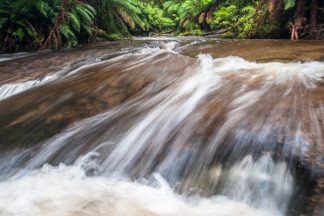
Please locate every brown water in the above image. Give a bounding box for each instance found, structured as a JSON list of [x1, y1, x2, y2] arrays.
[[0, 38, 323, 216]]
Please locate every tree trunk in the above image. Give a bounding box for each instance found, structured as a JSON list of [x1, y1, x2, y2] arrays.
[[310, 0, 318, 31], [268, 0, 283, 20], [294, 0, 306, 29], [291, 0, 306, 40]]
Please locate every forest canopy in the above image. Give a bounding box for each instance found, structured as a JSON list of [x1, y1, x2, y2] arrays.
[[0, 0, 323, 51]]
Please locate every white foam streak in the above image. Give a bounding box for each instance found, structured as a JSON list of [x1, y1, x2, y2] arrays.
[[0, 162, 275, 216], [0, 46, 167, 101], [222, 154, 294, 214], [102, 54, 220, 172], [0, 75, 57, 101], [213, 56, 324, 88]]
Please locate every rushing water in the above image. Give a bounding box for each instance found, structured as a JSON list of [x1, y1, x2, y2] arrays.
[[0, 38, 323, 216]]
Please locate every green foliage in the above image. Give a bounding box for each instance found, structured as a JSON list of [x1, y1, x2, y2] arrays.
[[163, 1, 181, 16], [283, 0, 295, 10], [95, 0, 146, 36], [162, 0, 214, 30], [0, 0, 95, 51], [1, 0, 321, 51], [142, 4, 176, 32], [0, 0, 41, 50], [211, 5, 237, 30], [179, 28, 204, 36], [210, 5, 256, 38], [68, 12, 81, 32], [60, 24, 77, 47], [71, 3, 96, 35]]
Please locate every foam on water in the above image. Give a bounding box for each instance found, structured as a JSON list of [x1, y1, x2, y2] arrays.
[[0, 51, 323, 216], [0, 156, 279, 216], [221, 154, 294, 214], [0, 75, 57, 101]]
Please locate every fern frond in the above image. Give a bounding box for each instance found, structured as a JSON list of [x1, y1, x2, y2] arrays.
[[68, 12, 81, 32], [60, 24, 76, 40]]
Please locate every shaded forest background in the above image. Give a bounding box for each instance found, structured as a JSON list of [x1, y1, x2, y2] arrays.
[[0, 0, 323, 51]]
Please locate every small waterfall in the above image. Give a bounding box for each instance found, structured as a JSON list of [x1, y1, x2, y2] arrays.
[[0, 42, 323, 216], [220, 154, 294, 214], [0, 160, 277, 216]]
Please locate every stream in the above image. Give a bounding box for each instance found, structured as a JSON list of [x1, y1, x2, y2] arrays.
[[0, 38, 323, 216]]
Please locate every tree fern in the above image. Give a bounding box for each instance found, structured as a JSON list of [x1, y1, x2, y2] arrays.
[[163, 0, 214, 30], [0, 0, 95, 50], [60, 24, 77, 47], [68, 12, 81, 32], [75, 5, 94, 25], [96, 0, 146, 36]]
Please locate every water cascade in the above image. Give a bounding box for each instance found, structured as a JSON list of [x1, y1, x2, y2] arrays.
[[0, 39, 323, 216]]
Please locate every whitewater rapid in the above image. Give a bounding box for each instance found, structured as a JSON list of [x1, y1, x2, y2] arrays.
[[0, 154, 284, 216], [0, 41, 323, 216]]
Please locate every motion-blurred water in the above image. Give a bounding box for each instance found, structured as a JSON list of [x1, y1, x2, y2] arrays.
[[0, 38, 323, 216]]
